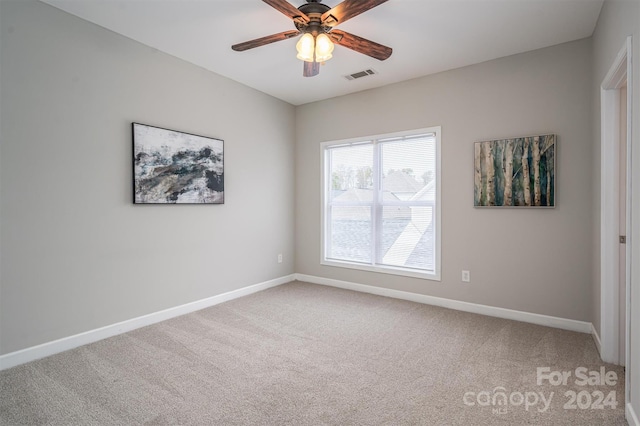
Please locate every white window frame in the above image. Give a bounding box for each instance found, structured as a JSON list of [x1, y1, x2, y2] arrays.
[[320, 126, 441, 281]]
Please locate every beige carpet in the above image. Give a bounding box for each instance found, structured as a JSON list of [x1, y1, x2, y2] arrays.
[[0, 281, 627, 425]]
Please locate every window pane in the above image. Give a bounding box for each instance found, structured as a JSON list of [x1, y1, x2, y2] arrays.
[[381, 136, 435, 201], [329, 144, 373, 201], [380, 206, 435, 271], [328, 206, 371, 263]]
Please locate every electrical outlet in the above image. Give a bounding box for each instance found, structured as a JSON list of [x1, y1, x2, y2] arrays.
[[278, 254, 283, 264], [462, 270, 470, 282]]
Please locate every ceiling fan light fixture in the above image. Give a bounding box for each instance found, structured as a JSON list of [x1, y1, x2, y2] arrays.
[[314, 33, 334, 62], [296, 33, 315, 62], [232, 0, 393, 77]]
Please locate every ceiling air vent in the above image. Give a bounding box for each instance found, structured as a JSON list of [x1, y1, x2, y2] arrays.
[[344, 69, 377, 81]]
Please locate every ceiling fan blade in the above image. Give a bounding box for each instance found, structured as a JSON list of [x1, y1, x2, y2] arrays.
[[263, 0, 309, 24], [303, 61, 320, 77], [321, 0, 389, 27], [232, 30, 300, 52], [329, 30, 392, 61]]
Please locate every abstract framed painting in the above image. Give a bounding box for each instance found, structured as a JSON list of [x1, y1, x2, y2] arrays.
[[474, 134, 555, 208], [132, 123, 224, 204]]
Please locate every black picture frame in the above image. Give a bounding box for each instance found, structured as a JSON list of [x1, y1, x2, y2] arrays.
[[132, 123, 224, 204]]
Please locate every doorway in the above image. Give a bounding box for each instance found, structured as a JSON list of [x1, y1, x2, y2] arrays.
[[600, 37, 632, 402], [618, 82, 627, 366]]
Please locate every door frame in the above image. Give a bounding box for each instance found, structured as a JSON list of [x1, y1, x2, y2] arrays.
[[600, 36, 632, 397]]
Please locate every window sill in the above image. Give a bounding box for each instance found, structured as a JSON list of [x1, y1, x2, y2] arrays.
[[321, 259, 441, 281]]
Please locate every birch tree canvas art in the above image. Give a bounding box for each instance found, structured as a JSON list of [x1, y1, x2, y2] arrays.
[[474, 134, 555, 207], [133, 123, 224, 204]]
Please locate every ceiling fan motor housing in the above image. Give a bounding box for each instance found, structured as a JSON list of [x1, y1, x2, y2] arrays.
[[296, 1, 333, 36]]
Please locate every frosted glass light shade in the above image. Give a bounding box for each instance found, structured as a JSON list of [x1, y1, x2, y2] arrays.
[[296, 33, 315, 62], [315, 33, 334, 62]]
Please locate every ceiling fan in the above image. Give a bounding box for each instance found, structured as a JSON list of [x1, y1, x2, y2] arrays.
[[231, 0, 392, 77]]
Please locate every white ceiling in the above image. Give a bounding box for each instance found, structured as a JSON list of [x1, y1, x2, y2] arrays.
[[40, 0, 604, 106]]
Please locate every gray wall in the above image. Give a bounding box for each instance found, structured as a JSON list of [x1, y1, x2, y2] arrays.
[[296, 39, 593, 322], [0, 0, 296, 355], [591, 0, 640, 417]]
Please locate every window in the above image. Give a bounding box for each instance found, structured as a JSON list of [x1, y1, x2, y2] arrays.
[[322, 127, 441, 280]]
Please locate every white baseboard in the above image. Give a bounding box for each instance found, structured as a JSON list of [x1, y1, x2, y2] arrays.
[[0, 274, 295, 371], [0, 273, 598, 370], [295, 274, 592, 334], [629, 403, 640, 426]]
